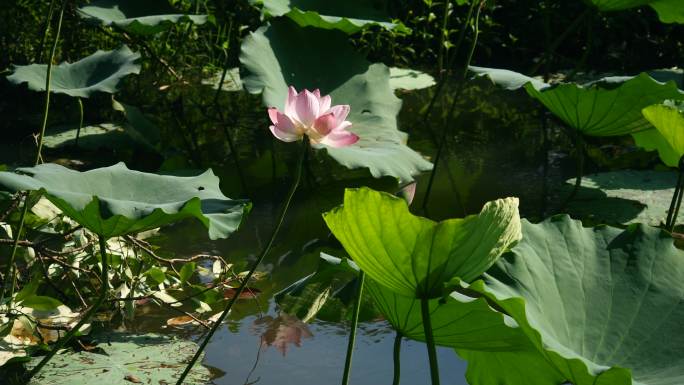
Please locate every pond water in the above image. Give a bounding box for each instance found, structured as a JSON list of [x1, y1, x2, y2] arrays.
[[120, 84, 573, 384]]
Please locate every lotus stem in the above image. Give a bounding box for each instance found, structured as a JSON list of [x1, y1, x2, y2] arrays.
[[75, 97, 84, 147], [422, 1, 484, 214], [1, 0, 65, 310], [35, 0, 65, 166], [421, 297, 440, 385], [34, 0, 57, 63], [26, 234, 110, 381], [341, 271, 365, 385], [666, 155, 684, 231], [560, 132, 584, 209], [436, 0, 450, 75], [529, 8, 591, 75], [392, 331, 402, 385], [176, 137, 309, 385]]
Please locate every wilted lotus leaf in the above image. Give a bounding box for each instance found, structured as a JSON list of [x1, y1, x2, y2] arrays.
[[0, 163, 250, 239], [464, 215, 684, 385], [240, 19, 432, 181], [7, 46, 140, 98], [254, 313, 313, 356], [323, 187, 521, 298], [77, 0, 207, 35]]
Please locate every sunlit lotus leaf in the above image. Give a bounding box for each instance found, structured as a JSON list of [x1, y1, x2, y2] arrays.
[[465, 215, 684, 385], [323, 187, 521, 298], [389, 68, 436, 91], [470, 66, 684, 137], [640, 100, 684, 166], [563, 170, 683, 226], [77, 0, 207, 35], [6, 46, 140, 98], [250, 0, 402, 34], [0, 163, 249, 239], [27, 333, 210, 384], [240, 19, 432, 181], [585, 0, 684, 23]]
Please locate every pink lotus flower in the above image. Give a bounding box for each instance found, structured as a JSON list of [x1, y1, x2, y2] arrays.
[[267, 86, 359, 148]]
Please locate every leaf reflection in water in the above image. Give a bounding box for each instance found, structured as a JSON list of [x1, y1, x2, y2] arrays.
[[253, 313, 313, 356]]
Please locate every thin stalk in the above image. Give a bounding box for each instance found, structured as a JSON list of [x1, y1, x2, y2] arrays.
[[436, 0, 450, 75], [392, 332, 402, 385], [666, 155, 684, 231], [422, 0, 477, 129], [560, 132, 584, 209], [421, 297, 440, 385], [26, 235, 110, 381], [75, 98, 84, 147], [176, 137, 309, 385], [422, 1, 484, 213], [1, 0, 65, 308], [35, 0, 66, 166], [34, 0, 57, 63], [341, 271, 366, 385], [529, 8, 591, 75]]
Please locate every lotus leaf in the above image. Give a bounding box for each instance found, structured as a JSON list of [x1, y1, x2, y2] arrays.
[[389, 68, 436, 91], [322, 187, 521, 298], [470, 66, 684, 137], [0, 163, 249, 239], [466, 215, 684, 385], [250, 0, 401, 34], [586, 0, 684, 23], [641, 100, 684, 166], [28, 333, 210, 384], [240, 19, 432, 181], [112, 99, 161, 152], [42, 123, 145, 151], [563, 170, 684, 225], [77, 0, 207, 35], [6, 46, 140, 98], [202, 68, 243, 92]]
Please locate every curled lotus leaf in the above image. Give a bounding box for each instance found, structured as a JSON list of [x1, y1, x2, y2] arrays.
[[240, 19, 432, 182], [0, 162, 249, 239], [470, 66, 684, 137], [640, 100, 684, 167], [465, 215, 684, 385], [323, 187, 521, 299], [585, 0, 684, 23], [250, 0, 403, 34], [77, 0, 207, 35], [6, 46, 140, 98]]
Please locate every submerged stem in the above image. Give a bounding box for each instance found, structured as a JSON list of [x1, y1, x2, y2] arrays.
[[341, 271, 366, 385], [666, 155, 684, 231], [175, 137, 309, 385], [392, 331, 402, 385], [560, 132, 584, 209], [26, 235, 110, 381], [421, 297, 440, 385]]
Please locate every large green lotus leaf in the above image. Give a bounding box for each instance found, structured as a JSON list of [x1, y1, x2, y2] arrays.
[[28, 333, 210, 384], [240, 19, 432, 182], [456, 348, 566, 385], [632, 127, 680, 167], [470, 66, 684, 137], [77, 0, 207, 35], [42, 123, 137, 150], [650, 0, 684, 23], [6, 46, 140, 98], [322, 187, 521, 298], [642, 101, 684, 164], [0, 163, 249, 239], [563, 170, 683, 226], [250, 0, 400, 34], [585, 0, 684, 23], [466, 215, 684, 385]]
